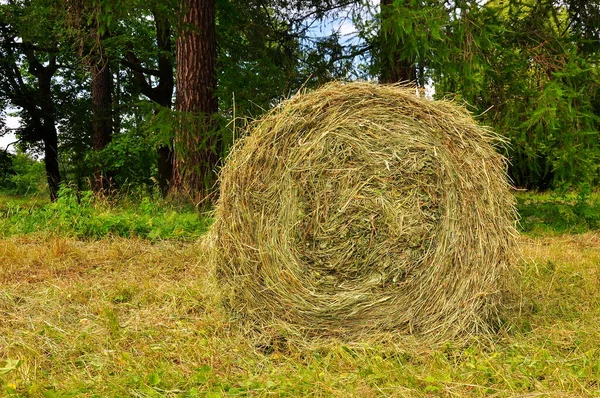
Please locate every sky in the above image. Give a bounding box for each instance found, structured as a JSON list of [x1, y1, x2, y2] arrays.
[[1, 115, 19, 153]]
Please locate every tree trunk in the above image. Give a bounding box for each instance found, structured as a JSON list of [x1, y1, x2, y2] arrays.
[[171, 0, 219, 202], [379, 0, 417, 84], [38, 66, 61, 201], [155, 11, 175, 197], [91, 56, 113, 193], [43, 132, 60, 201], [157, 146, 173, 195], [24, 49, 62, 202]]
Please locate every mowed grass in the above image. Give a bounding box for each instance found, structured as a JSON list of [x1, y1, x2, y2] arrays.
[[1, 232, 599, 397]]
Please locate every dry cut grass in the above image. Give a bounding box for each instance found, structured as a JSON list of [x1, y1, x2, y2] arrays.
[[0, 233, 599, 397], [208, 82, 518, 344]]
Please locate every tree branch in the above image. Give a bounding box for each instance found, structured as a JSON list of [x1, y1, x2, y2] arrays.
[[121, 58, 162, 77]]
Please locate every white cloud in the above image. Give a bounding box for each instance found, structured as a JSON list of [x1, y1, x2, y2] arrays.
[[335, 19, 356, 36], [1, 116, 20, 152]]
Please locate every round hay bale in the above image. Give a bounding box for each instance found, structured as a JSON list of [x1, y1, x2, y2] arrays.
[[207, 82, 518, 343]]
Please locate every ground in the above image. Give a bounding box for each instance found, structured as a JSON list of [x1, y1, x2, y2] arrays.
[[1, 233, 599, 397]]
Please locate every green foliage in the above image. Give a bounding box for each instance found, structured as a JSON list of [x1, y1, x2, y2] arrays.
[[0, 186, 211, 240], [0, 152, 47, 195], [216, 0, 307, 121], [0, 151, 15, 186], [517, 189, 600, 234], [54, 71, 94, 190], [431, 1, 600, 190], [95, 127, 158, 188], [365, 0, 600, 190], [375, 0, 447, 83]]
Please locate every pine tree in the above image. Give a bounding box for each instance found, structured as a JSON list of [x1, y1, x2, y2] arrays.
[[171, 0, 219, 202]]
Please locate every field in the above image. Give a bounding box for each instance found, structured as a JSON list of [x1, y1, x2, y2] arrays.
[[1, 193, 600, 397]]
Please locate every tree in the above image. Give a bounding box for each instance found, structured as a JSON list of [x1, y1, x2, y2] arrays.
[[432, 0, 600, 189], [378, 0, 416, 83], [122, 3, 176, 196], [171, 0, 219, 201], [0, 0, 63, 200], [216, 0, 305, 118], [66, 0, 118, 193], [373, 0, 448, 85]]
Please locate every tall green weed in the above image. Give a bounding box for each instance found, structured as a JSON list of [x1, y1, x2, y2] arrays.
[[0, 186, 211, 240], [517, 189, 600, 234]]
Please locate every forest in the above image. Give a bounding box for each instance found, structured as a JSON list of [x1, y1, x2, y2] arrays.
[[0, 0, 597, 201], [1, 0, 600, 397]]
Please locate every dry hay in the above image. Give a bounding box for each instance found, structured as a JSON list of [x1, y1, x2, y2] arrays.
[[206, 82, 518, 344]]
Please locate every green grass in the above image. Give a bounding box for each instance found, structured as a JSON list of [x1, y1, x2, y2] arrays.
[[0, 192, 49, 211], [0, 192, 600, 396], [516, 190, 600, 235], [0, 188, 212, 241], [1, 233, 599, 397]]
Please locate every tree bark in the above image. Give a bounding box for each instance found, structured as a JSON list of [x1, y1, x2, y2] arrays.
[[23, 48, 61, 201], [379, 0, 417, 84], [39, 67, 61, 201], [155, 12, 175, 196], [91, 54, 113, 193], [42, 131, 60, 201], [171, 0, 219, 202]]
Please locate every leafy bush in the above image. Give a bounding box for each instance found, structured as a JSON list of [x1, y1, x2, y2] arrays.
[[0, 151, 15, 187], [94, 130, 158, 188], [0, 152, 47, 195]]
